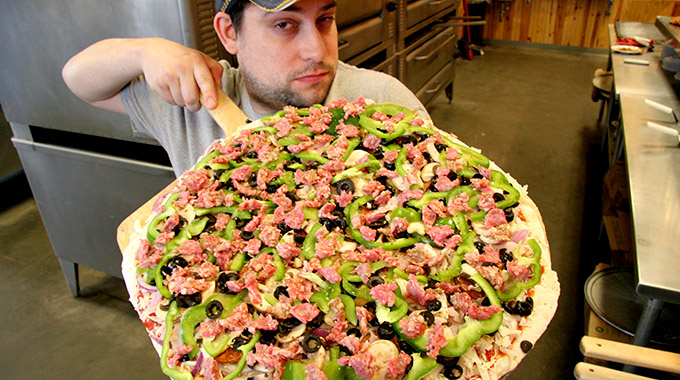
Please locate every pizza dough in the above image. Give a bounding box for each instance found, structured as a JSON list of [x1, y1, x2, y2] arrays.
[[121, 98, 559, 380]]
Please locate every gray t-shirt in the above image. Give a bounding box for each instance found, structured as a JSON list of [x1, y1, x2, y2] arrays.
[[122, 60, 429, 177]]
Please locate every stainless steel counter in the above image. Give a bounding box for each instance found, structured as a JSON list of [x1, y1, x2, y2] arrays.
[[607, 24, 674, 98], [605, 23, 680, 351], [620, 93, 680, 304]]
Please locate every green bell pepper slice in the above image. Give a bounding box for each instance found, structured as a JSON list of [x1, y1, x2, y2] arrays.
[[251, 126, 279, 135], [359, 103, 415, 141], [282, 361, 308, 380], [497, 239, 542, 301], [223, 330, 261, 380], [302, 222, 323, 259], [331, 160, 381, 184], [396, 264, 504, 358], [446, 185, 480, 210], [295, 151, 329, 164], [393, 268, 428, 284], [404, 353, 438, 380], [310, 282, 342, 313], [160, 301, 193, 380], [338, 294, 358, 325], [341, 278, 372, 301], [154, 253, 178, 299], [147, 192, 182, 244], [406, 191, 448, 209], [375, 295, 408, 323], [323, 346, 345, 380], [341, 137, 362, 161], [345, 195, 420, 250], [390, 207, 422, 223], [180, 293, 245, 358], [395, 147, 409, 176], [192, 149, 220, 171]]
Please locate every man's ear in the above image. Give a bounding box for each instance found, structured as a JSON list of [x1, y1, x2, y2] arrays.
[[214, 11, 238, 55]]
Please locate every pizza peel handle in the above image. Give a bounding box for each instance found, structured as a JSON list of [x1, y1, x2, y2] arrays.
[[116, 89, 248, 254], [203, 88, 250, 136]]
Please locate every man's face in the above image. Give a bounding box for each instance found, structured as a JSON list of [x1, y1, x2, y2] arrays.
[[235, 0, 338, 113]]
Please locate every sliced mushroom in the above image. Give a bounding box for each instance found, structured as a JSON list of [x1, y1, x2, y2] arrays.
[[368, 340, 400, 378], [344, 150, 369, 168], [421, 162, 440, 182], [407, 222, 426, 235], [276, 322, 306, 343]]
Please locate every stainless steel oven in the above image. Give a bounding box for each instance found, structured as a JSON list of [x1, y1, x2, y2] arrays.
[[0, 0, 223, 295]]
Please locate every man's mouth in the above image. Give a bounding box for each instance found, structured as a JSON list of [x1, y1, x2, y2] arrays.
[[293, 71, 329, 84]]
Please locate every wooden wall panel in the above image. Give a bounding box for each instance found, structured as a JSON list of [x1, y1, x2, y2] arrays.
[[477, 0, 680, 48]]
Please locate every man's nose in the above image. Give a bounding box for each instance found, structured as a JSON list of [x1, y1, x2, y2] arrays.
[[299, 26, 327, 62]]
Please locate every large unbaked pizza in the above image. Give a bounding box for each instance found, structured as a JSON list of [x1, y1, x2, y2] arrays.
[[122, 97, 559, 380]]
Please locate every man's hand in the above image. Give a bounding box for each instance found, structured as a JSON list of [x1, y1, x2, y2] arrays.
[[62, 38, 223, 114], [137, 38, 223, 112]]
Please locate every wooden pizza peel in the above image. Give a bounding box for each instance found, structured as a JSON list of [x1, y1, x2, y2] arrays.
[[116, 88, 249, 253]]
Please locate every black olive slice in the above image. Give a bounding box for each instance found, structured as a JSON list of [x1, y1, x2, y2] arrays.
[[245, 151, 257, 159], [306, 312, 325, 330], [399, 339, 416, 355], [302, 334, 321, 353], [422, 311, 435, 326], [367, 217, 388, 229], [520, 340, 533, 353], [274, 286, 289, 300], [347, 328, 361, 337], [493, 193, 506, 203], [504, 208, 515, 222], [217, 272, 240, 293], [293, 230, 307, 245], [206, 300, 224, 319], [336, 179, 354, 194], [384, 162, 396, 171], [279, 317, 299, 334], [427, 300, 442, 312], [278, 223, 292, 234], [231, 336, 248, 349], [370, 147, 384, 159], [319, 217, 335, 230], [474, 241, 486, 252], [241, 230, 255, 240], [260, 330, 277, 345], [247, 172, 258, 187], [443, 364, 464, 379], [499, 249, 513, 265], [367, 275, 385, 288], [434, 143, 447, 152], [176, 293, 202, 308], [234, 218, 247, 229], [377, 322, 396, 340], [436, 355, 459, 366]]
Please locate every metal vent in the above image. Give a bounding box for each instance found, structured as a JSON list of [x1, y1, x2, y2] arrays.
[[196, 0, 220, 59]]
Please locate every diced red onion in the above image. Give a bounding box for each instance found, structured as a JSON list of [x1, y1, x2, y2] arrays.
[[191, 352, 204, 377], [148, 333, 164, 346], [311, 327, 330, 338], [512, 229, 529, 244], [137, 274, 158, 292]]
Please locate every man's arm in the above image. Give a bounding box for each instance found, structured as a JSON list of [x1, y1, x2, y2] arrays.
[[61, 38, 223, 114]]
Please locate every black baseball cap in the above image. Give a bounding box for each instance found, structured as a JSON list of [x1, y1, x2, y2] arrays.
[[216, 0, 299, 13]]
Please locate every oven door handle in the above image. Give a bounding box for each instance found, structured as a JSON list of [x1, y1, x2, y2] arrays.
[[338, 39, 350, 51], [413, 33, 457, 61], [425, 80, 444, 94]]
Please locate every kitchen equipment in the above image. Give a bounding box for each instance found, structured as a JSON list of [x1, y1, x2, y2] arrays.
[[0, 0, 225, 296]]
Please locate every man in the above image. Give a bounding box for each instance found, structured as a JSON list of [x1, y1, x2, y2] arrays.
[[62, 0, 428, 176]]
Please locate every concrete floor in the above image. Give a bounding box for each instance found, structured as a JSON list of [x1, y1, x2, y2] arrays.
[[1, 44, 609, 379]]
